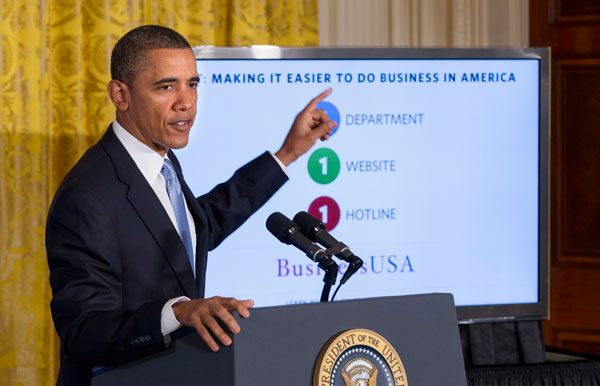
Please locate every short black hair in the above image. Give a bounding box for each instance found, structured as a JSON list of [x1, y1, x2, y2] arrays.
[[111, 25, 192, 87]]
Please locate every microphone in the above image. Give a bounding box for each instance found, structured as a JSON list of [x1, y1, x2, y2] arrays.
[[293, 211, 363, 284], [266, 212, 335, 266], [267, 212, 339, 298]]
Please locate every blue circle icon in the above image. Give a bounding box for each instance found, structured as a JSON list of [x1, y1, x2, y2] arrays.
[[316, 101, 340, 136]]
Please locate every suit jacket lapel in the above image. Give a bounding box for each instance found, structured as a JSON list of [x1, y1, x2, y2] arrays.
[[100, 125, 199, 298]]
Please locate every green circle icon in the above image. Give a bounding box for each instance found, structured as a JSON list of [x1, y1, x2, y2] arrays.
[[307, 148, 340, 184]]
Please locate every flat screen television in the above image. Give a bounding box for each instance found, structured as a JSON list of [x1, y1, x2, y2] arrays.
[[175, 47, 549, 322]]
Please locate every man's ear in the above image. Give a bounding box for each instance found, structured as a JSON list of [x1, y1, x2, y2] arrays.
[[107, 79, 130, 111]]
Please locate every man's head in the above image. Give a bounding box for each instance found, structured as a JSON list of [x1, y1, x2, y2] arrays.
[[111, 25, 191, 87], [108, 25, 199, 156]]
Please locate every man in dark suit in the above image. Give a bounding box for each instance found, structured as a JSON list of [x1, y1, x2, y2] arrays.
[[46, 25, 336, 386]]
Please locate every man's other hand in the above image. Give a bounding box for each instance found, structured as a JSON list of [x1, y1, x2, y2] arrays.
[[275, 88, 337, 166], [172, 296, 254, 352]]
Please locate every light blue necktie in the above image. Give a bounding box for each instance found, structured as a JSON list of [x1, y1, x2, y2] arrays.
[[161, 158, 195, 274]]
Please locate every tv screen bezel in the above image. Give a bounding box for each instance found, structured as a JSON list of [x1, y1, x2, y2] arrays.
[[192, 46, 550, 323]]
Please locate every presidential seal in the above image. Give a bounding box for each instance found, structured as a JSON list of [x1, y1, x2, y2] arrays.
[[313, 329, 407, 386]]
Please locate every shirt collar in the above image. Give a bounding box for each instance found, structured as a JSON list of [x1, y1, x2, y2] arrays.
[[112, 120, 167, 186]]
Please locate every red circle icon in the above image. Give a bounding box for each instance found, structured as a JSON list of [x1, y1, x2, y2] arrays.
[[308, 196, 341, 231]]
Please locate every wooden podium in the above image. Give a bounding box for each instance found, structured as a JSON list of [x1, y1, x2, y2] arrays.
[[93, 293, 467, 386]]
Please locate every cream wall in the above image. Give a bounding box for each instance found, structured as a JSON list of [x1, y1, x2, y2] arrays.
[[318, 0, 529, 47]]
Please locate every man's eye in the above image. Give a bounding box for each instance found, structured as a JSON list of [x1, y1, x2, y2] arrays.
[[189, 82, 198, 88]]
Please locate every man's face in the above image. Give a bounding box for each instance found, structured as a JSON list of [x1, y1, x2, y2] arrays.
[[122, 48, 199, 155]]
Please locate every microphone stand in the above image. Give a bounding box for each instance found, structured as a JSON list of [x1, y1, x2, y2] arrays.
[[318, 243, 362, 302], [317, 243, 346, 302], [319, 256, 338, 302]]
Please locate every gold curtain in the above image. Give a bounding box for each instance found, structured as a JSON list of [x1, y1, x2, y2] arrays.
[[0, 1, 317, 384]]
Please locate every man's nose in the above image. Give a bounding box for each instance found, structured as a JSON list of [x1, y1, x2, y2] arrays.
[[174, 89, 195, 111]]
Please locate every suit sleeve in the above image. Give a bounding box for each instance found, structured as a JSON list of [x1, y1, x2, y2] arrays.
[[193, 151, 288, 250], [46, 187, 168, 367]]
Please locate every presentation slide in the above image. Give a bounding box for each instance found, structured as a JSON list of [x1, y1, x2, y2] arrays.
[[175, 58, 540, 308]]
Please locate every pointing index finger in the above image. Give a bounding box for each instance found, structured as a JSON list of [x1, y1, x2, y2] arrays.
[[304, 87, 333, 112]]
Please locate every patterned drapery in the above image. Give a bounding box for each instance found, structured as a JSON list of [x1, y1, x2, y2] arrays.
[[0, 1, 317, 384]]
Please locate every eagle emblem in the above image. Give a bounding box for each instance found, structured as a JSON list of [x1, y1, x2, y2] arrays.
[[341, 358, 378, 386]]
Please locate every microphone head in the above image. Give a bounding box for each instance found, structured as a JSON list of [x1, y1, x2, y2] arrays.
[[266, 212, 298, 244], [293, 211, 325, 240]]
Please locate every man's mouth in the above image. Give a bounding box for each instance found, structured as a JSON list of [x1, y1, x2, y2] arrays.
[[169, 120, 192, 131]]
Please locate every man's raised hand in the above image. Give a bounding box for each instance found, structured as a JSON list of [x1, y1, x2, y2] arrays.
[[275, 88, 337, 166]]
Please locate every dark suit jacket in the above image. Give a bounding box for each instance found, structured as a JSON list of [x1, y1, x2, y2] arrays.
[[46, 125, 287, 386]]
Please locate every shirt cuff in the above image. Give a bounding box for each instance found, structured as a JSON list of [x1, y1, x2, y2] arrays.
[[161, 296, 190, 336], [268, 151, 288, 173]]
